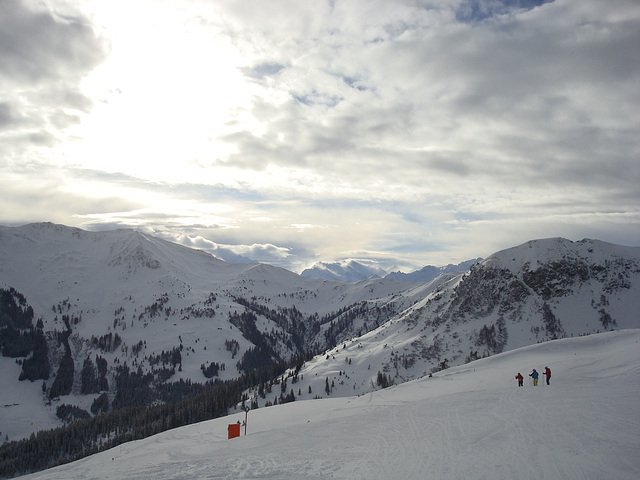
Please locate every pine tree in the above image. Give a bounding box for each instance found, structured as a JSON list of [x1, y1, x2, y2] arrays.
[[81, 357, 100, 394]]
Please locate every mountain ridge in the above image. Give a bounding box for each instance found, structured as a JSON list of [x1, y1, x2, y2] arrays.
[[300, 259, 388, 281], [240, 236, 639, 408], [0, 223, 423, 442], [385, 257, 482, 282], [300, 257, 483, 282], [0, 223, 638, 447]]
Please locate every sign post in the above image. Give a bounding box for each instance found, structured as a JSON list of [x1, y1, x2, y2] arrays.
[[244, 405, 250, 435]]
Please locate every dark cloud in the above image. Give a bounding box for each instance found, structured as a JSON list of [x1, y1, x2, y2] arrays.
[[0, 102, 21, 129], [340, 75, 369, 92], [244, 62, 287, 79], [0, 0, 106, 157], [0, 0, 104, 83], [292, 92, 343, 107], [455, 0, 554, 23], [425, 155, 472, 177]]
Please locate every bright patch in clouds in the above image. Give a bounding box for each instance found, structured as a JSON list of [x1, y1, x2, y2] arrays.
[[1, 0, 639, 272]]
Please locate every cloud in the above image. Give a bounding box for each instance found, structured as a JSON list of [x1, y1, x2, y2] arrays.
[[0, 0, 101, 82], [0, 0, 106, 158], [243, 62, 287, 79], [454, 0, 554, 23], [1, 0, 639, 273], [0, 164, 137, 227], [171, 235, 254, 263]]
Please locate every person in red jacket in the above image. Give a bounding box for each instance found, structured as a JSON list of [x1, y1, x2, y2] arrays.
[[515, 372, 524, 387], [544, 366, 551, 385]]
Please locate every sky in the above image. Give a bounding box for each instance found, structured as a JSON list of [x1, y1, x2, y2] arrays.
[[1, 0, 639, 273]]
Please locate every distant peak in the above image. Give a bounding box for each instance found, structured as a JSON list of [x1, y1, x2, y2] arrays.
[[301, 259, 387, 282]]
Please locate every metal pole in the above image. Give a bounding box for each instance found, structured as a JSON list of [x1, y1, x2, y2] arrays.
[[244, 405, 249, 435]]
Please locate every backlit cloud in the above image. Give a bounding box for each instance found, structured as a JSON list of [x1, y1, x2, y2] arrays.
[[1, 0, 638, 272]]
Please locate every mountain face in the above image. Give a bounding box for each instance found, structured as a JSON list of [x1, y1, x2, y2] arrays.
[[242, 237, 640, 409], [300, 260, 388, 281], [1, 225, 638, 446], [0, 223, 423, 442]]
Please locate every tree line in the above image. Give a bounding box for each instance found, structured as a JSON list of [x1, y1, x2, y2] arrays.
[[0, 360, 295, 479], [0, 289, 382, 478]]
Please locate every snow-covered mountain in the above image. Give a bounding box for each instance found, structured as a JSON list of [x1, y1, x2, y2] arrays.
[[385, 258, 481, 282], [242, 237, 639, 408], [17, 330, 640, 480], [301, 258, 481, 282], [0, 223, 422, 443], [300, 259, 387, 281], [1, 224, 638, 453]]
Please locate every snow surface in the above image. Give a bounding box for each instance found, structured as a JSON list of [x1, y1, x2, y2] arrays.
[[21, 330, 640, 480], [0, 223, 424, 442], [1, 225, 639, 446]]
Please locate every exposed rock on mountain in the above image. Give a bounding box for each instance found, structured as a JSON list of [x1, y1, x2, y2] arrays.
[[244, 238, 639, 408], [1, 225, 638, 443]]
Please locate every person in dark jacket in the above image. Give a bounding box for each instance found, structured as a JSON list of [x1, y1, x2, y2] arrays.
[[515, 372, 524, 387], [544, 366, 551, 385], [529, 368, 539, 386]]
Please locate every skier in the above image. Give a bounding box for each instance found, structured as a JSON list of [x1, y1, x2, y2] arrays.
[[515, 372, 524, 387], [544, 366, 551, 385], [529, 368, 539, 386]]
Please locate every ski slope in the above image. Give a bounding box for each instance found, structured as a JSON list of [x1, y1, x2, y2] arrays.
[[21, 330, 640, 479]]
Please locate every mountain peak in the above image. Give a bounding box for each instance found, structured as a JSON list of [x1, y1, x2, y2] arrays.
[[300, 259, 387, 282], [106, 230, 162, 271], [385, 258, 481, 283], [0, 223, 638, 453], [482, 237, 639, 274]]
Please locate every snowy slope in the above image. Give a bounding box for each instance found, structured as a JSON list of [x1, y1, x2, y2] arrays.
[[20, 330, 640, 480], [1, 226, 638, 446], [242, 238, 639, 408], [0, 223, 421, 442]]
